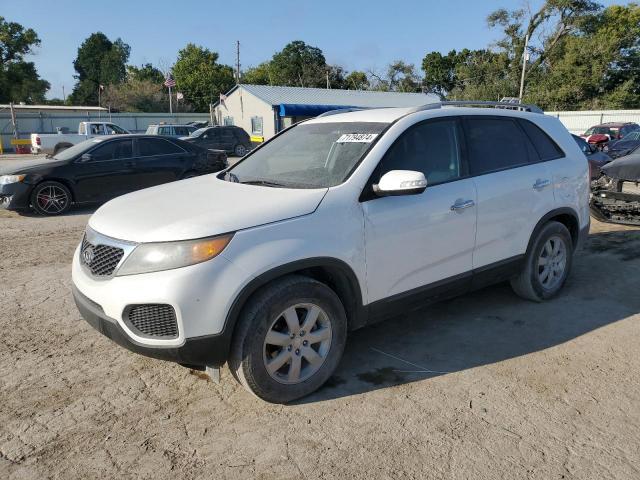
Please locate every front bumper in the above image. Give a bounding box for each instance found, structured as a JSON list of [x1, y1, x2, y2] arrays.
[[0, 182, 32, 210], [73, 285, 231, 367]]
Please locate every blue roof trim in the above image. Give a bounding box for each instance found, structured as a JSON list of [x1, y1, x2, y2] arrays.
[[278, 104, 359, 117]]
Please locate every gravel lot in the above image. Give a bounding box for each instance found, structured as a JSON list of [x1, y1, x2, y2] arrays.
[[1, 200, 640, 479]]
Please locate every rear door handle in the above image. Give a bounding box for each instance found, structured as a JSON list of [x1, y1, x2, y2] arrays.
[[533, 179, 551, 190], [451, 199, 475, 211]]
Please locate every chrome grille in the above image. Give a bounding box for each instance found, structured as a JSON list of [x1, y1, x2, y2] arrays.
[[80, 235, 125, 276], [124, 304, 178, 339]]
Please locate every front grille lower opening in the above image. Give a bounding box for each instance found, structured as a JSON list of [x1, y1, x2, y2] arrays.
[[124, 304, 179, 339]]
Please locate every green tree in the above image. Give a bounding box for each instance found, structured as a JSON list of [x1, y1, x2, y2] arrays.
[[344, 71, 369, 90], [127, 63, 164, 84], [242, 62, 272, 85], [103, 78, 171, 112], [269, 40, 327, 87], [370, 61, 421, 92], [69, 32, 130, 105], [0, 16, 49, 103], [172, 43, 235, 112]]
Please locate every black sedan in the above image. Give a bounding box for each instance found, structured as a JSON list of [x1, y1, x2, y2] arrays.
[[606, 131, 640, 159], [180, 126, 252, 157], [0, 135, 227, 216]]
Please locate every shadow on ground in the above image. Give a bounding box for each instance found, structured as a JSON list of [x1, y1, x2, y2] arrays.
[[299, 228, 640, 403]]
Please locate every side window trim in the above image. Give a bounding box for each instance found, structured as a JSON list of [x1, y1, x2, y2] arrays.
[[360, 116, 468, 202]]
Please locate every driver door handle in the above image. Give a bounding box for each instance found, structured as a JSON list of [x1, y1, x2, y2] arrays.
[[533, 179, 551, 190], [451, 199, 475, 211]]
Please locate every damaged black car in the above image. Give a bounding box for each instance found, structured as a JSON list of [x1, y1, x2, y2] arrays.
[[591, 152, 640, 226]]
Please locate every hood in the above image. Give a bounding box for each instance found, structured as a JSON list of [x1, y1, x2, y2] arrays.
[[586, 134, 609, 144], [601, 153, 640, 181], [0, 157, 67, 175], [89, 174, 328, 243]]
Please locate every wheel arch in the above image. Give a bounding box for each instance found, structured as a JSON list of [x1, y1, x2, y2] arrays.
[[224, 257, 366, 342], [31, 177, 77, 203], [526, 207, 580, 253]]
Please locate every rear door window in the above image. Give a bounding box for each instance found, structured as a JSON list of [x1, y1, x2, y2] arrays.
[[464, 117, 530, 175], [89, 139, 134, 161], [518, 119, 564, 161], [138, 138, 184, 156]]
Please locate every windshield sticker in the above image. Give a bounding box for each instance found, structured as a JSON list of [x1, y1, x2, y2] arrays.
[[336, 133, 378, 143]]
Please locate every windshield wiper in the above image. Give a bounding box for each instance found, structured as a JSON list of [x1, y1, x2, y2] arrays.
[[239, 179, 289, 188]]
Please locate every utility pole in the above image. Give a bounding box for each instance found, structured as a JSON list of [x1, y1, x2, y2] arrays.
[[518, 34, 530, 102], [9, 102, 18, 139], [62, 85, 66, 103], [236, 41, 241, 84], [326, 69, 330, 89]]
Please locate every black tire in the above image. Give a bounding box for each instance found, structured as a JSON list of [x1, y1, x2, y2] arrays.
[[229, 275, 348, 403], [52, 143, 72, 156], [30, 181, 72, 216], [233, 144, 247, 157], [510, 221, 573, 302]]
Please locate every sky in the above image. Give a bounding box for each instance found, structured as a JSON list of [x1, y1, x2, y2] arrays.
[[2, 0, 623, 99]]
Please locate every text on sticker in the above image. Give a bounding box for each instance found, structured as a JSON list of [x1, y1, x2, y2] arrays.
[[336, 133, 379, 143]]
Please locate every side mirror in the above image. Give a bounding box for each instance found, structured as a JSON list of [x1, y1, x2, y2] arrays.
[[80, 153, 93, 162], [373, 170, 427, 196]]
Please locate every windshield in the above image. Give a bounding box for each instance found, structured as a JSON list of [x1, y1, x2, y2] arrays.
[[52, 137, 106, 161], [191, 128, 208, 137], [227, 122, 388, 188], [621, 131, 640, 141]]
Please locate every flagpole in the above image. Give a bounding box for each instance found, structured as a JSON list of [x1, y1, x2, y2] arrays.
[[169, 85, 173, 114]]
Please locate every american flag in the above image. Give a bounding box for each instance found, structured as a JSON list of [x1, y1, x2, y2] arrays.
[[164, 74, 176, 88]]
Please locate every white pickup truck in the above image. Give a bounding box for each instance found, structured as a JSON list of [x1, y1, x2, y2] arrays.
[[31, 121, 130, 155]]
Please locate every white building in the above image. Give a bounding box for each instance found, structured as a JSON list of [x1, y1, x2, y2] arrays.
[[213, 84, 438, 143]]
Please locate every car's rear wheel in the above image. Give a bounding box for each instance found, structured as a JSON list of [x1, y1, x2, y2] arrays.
[[510, 221, 573, 302], [30, 181, 72, 216], [229, 275, 347, 403], [234, 144, 247, 157]]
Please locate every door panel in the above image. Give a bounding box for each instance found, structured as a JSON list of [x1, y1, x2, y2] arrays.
[[362, 117, 476, 303], [134, 138, 186, 188], [363, 179, 478, 302], [73, 139, 136, 202], [472, 163, 554, 268]]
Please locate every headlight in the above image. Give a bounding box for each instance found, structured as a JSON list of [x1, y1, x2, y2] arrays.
[[116, 233, 233, 276], [0, 174, 26, 185]]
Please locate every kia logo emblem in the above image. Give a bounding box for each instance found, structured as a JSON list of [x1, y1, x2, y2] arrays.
[[83, 247, 95, 265]]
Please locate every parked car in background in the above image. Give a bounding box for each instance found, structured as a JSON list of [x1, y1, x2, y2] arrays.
[[591, 151, 640, 226], [605, 131, 640, 159], [180, 125, 252, 157], [580, 122, 640, 150], [71, 102, 589, 403], [186, 121, 210, 129], [572, 134, 611, 179], [0, 135, 227, 216], [31, 121, 131, 155], [145, 124, 198, 138]]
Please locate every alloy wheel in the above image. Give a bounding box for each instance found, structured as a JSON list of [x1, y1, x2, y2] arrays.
[[263, 303, 333, 385], [36, 185, 69, 214], [537, 235, 567, 290]]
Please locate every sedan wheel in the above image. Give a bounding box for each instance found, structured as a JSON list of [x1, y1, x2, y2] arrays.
[[30, 181, 72, 216]]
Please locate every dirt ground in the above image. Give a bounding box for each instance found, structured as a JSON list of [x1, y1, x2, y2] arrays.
[[1, 204, 640, 480]]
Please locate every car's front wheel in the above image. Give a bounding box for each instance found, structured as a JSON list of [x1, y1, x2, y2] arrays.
[[30, 181, 72, 216], [229, 275, 347, 403]]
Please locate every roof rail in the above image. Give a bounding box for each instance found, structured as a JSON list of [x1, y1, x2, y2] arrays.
[[408, 100, 544, 114], [317, 107, 368, 118]]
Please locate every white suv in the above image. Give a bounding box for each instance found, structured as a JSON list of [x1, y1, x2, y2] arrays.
[[72, 102, 590, 403]]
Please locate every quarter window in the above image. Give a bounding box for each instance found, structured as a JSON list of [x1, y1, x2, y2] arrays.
[[374, 119, 463, 186], [518, 119, 564, 161], [465, 117, 530, 175], [138, 138, 184, 156]]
